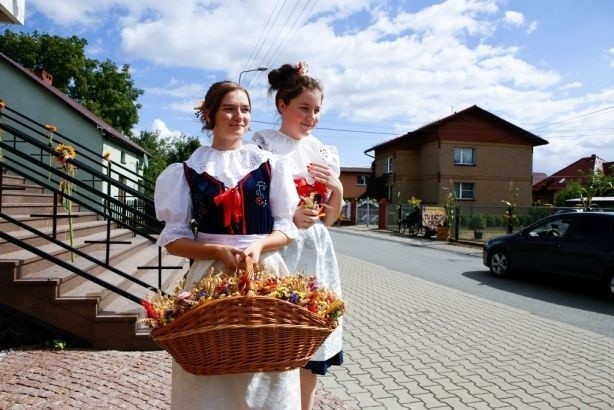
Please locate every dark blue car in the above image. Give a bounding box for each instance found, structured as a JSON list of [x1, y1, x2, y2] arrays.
[[483, 211, 614, 297]]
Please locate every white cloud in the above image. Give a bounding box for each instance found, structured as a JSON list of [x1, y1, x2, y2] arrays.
[[559, 82, 583, 91], [503, 10, 524, 26], [27, 0, 614, 174], [151, 119, 181, 139], [526, 20, 538, 34]]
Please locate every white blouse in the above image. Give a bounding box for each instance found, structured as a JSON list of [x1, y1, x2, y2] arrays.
[[252, 129, 344, 362], [252, 129, 340, 190], [154, 143, 299, 247]]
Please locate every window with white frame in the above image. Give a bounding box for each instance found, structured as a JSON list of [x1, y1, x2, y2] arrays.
[[357, 175, 368, 186], [385, 157, 393, 173], [455, 182, 475, 200], [454, 147, 475, 165]]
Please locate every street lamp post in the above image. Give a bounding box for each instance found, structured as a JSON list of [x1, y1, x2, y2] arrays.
[[238, 66, 268, 85]]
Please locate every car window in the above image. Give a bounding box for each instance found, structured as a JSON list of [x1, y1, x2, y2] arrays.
[[528, 217, 570, 238], [567, 214, 614, 239]]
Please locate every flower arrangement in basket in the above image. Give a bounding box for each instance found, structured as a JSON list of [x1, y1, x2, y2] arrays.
[[139, 259, 345, 376]]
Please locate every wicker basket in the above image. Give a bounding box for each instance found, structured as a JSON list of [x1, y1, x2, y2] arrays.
[[150, 260, 337, 376]]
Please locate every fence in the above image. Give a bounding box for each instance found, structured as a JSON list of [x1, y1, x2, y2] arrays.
[[384, 202, 614, 242]]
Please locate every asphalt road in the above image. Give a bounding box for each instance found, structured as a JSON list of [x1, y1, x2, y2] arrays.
[[330, 229, 614, 338]]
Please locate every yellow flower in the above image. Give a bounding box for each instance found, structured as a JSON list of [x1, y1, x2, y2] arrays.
[[103, 151, 111, 160], [44, 124, 57, 133], [54, 143, 76, 164]]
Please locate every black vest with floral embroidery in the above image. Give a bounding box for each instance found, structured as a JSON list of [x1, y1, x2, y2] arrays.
[[183, 161, 274, 235]]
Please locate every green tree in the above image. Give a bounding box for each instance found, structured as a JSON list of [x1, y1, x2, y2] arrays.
[[129, 132, 202, 198], [166, 135, 202, 163], [0, 30, 143, 136], [85, 60, 143, 136], [554, 169, 614, 208], [130, 130, 169, 198]]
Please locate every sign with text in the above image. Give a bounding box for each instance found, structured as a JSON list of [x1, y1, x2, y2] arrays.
[[422, 206, 446, 229]]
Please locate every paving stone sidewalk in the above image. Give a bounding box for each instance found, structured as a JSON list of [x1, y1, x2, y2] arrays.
[[1, 226, 613, 409], [325, 252, 614, 409], [0, 348, 354, 409]]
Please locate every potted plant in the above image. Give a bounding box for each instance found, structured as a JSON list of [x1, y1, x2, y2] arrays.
[[437, 190, 457, 240], [468, 214, 486, 240]]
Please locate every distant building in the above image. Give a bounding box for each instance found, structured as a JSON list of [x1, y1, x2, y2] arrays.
[[0, 51, 147, 205], [364, 105, 548, 209], [532, 172, 548, 186], [533, 154, 611, 205], [339, 167, 370, 199]]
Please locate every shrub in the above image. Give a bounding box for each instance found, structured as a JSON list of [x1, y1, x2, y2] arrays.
[[468, 214, 487, 232]]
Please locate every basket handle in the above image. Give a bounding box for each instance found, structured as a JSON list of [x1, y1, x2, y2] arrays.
[[238, 255, 257, 298]]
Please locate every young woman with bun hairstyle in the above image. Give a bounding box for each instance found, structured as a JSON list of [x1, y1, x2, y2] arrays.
[[252, 63, 344, 410]]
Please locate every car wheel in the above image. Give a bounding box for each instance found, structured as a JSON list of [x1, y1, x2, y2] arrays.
[[489, 249, 510, 277]]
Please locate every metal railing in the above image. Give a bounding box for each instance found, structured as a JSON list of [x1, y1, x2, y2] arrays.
[[0, 106, 182, 302]]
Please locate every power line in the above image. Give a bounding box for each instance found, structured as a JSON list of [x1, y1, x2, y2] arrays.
[[242, 0, 283, 72], [265, 1, 318, 73], [249, 119, 399, 135], [241, 0, 290, 87], [533, 106, 614, 132]]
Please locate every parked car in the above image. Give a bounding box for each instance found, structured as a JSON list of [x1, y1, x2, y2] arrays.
[[483, 212, 614, 297]]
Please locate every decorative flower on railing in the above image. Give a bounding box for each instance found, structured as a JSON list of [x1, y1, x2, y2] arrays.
[[55, 143, 77, 262], [45, 124, 58, 180]]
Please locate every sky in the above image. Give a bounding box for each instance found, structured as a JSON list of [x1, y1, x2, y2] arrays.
[[3, 0, 613, 176]]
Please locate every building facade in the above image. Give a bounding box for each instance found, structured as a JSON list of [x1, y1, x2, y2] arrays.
[[0, 52, 147, 205], [364, 105, 548, 209], [339, 166, 370, 199]]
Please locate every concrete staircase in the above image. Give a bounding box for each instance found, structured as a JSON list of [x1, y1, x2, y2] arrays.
[[0, 171, 189, 350]]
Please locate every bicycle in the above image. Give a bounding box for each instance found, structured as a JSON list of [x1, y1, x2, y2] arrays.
[[399, 207, 436, 238], [399, 208, 425, 237]]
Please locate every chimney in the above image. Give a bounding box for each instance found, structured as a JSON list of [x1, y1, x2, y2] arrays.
[[35, 69, 53, 86]]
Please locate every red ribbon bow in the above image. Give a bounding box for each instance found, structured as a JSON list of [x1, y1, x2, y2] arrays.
[[214, 187, 243, 229], [294, 178, 328, 204]]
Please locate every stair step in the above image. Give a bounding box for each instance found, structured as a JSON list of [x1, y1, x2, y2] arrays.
[[0, 182, 46, 194], [0, 219, 110, 253], [60, 247, 188, 313], [0, 202, 80, 215], [0, 174, 46, 192], [0, 169, 166, 350], [100, 253, 189, 315], [0, 212, 99, 233], [2, 229, 140, 277], [1, 190, 55, 204], [57, 236, 155, 294]]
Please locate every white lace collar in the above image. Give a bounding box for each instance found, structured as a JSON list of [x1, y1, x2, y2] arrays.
[[252, 129, 340, 177], [184, 143, 270, 188], [252, 129, 301, 156]]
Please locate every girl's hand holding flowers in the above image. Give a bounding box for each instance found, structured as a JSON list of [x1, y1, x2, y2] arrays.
[[307, 162, 342, 196], [294, 203, 320, 229]]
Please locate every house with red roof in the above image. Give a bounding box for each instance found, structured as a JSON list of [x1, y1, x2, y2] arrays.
[[532, 154, 612, 205], [364, 105, 548, 209]]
